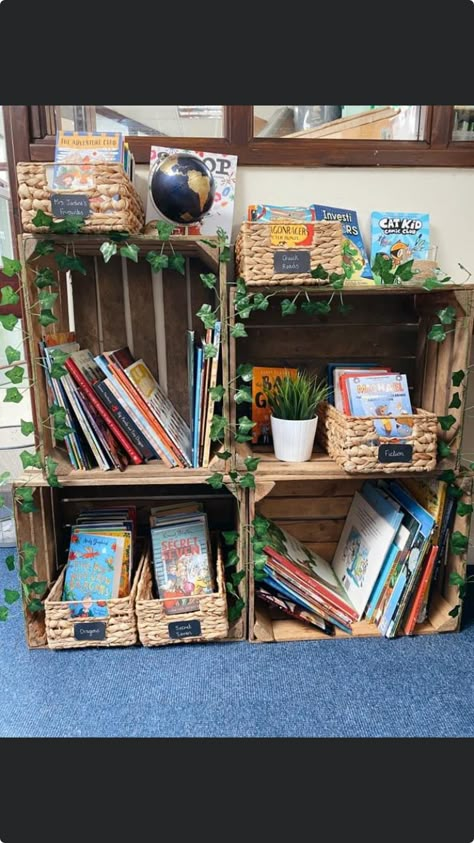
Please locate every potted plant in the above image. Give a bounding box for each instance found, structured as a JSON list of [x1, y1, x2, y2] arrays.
[[265, 371, 331, 462]]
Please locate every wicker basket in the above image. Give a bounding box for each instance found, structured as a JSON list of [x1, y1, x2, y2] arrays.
[[136, 539, 229, 646], [235, 219, 343, 285], [17, 162, 144, 234], [44, 566, 139, 649], [316, 401, 438, 474]]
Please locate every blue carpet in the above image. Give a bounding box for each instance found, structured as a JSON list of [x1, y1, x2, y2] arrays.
[[1, 547, 474, 737]]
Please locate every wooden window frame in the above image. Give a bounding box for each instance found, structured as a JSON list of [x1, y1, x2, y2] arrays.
[[4, 105, 474, 173]]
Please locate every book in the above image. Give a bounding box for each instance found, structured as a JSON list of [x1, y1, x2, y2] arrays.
[[192, 344, 204, 468], [262, 567, 352, 634], [371, 211, 430, 266], [62, 531, 124, 618], [251, 367, 297, 445], [74, 527, 132, 598], [255, 584, 335, 635], [93, 379, 158, 462], [331, 490, 401, 620], [187, 330, 195, 461], [202, 322, 221, 468], [145, 145, 237, 240], [248, 204, 316, 222], [365, 524, 410, 622], [332, 366, 391, 412], [326, 361, 383, 407], [151, 515, 214, 615], [53, 131, 124, 191], [403, 544, 439, 635], [312, 204, 373, 281], [342, 373, 414, 438], [198, 328, 213, 466]]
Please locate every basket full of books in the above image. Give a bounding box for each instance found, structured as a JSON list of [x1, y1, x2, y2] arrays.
[[136, 504, 229, 646], [17, 131, 144, 234], [316, 367, 438, 474], [44, 506, 140, 649]]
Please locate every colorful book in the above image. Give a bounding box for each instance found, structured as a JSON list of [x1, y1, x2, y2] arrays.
[[198, 328, 213, 466], [342, 373, 414, 438], [93, 379, 158, 462], [192, 345, 204, 468], [251, 367, 297, 445], [187, 330, 195, 458], [53, 131, 124, 191], [333, 366, 391, 412], [62, 531, 124, 618], [151, 515, 214, 615], [403, 544, 439, 635], [312, 204, 373, 281], [371, 211, 430, 267], [256, 584, 335, 636], [262, 567, 352, 634], [365, 525, 410, 622], [248, 204, 316, 222], [202, 322, 221, 468]]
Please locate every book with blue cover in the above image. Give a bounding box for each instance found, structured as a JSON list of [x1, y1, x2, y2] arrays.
[[62, 531, 124, 618], [151, 515, 214, 615], [312, 204, 373, 281], [371, 211, 430, 266], [192, 345, 204, 468], [344, 373, 413, 438]]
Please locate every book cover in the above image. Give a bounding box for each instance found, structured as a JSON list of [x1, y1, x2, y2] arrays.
[[343, 373, 414, 438], [251, 367, 297, 445], [63, 531, 124, 618], [93, 380, 158, 462], [151, 516, 214, 615], [371, 211, 430, 267], [146, 145, 237, 240], [365, 527, 409, 622], [53, 131, 123, 191], [312, 204, 373, 281], [248, 204, 316, 222], [74, 528, 131, 598], [262, 568, 352, 634], [333, 366, 391, 412], [332, 490, 400, 620], [256, 584, 335, 635], [403, 544, 439, 635], [326, 361, 383, 407]]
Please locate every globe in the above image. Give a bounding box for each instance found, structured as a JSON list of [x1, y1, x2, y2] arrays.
[[149, 154, 216, 225]]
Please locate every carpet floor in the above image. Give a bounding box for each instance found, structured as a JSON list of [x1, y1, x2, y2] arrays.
[[1, 548, 473, 737]]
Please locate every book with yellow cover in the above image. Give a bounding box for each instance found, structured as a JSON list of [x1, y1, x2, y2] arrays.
[[251, 367, 297, 445], [53, 131, 124, 190]]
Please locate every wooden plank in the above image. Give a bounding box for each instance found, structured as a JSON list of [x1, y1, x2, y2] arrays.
[[126, 260, 159, 380], [162, 263, 191, 422], [95, 255, 127, 352], [245, 293, 418, 327], [270, 519, 345, 543], [266, 479, 363, 498], [258, 496, 353, 520], [70, 256, 100, 355]]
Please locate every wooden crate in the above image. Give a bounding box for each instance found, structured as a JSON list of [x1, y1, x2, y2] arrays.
[[248, 478, 472, 643], [19, 234, 230, 484], [229, 284, 474, 481], [13, 479, 247, 649]]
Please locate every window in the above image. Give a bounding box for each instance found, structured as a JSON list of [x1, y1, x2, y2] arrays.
[[253, 105, 427, 141], [57, 106, 224, 138], [452, 105, 474, 141]]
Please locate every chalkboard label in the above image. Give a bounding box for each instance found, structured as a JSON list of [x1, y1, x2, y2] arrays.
[[274, 250, 311, 274], [378, 444, 413, 464], [74, 621, 107, 641], [168, 620, 202, 639], [51, 194, 90, 219]]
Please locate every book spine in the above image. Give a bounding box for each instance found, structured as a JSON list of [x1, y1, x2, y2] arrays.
[[65, 358, 143, 465], [94, 381, 158, 462], [386, 535, 433, 638], [202, 322, 221, 468], [199, 328, 212, 465], [403, 545, 438, 635], [103, 376, 164, 463], [61, 372, 111, 470], [193, 347, 203, 468], [73, 385, 115, 470]]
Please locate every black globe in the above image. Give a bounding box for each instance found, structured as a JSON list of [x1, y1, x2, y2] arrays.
[[150, 154, 216, 225]]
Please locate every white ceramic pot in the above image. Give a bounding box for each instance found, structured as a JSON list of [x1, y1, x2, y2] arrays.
[[270, 415, 318, 462]]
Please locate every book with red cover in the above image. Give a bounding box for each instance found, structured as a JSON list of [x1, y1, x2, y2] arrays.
[[65, 351, 143, 466], [403, 544, 438, 635], [255, 584, 335, 636], [339, 370, 394, 416]]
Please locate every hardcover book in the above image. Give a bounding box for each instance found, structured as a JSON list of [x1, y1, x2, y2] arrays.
[[371, 211, 430, 266], [256, 584, 335, 635], [251, 367, 297, 445], [151, 515, 214, 615]]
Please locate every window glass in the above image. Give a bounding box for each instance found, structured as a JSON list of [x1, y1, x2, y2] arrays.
[[253, 106, 426, 141], [452, 106, 474, 141], [57, 106, 224, 137]]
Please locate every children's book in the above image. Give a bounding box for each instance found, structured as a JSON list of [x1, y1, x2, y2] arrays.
[[151, 515, 214, 615], [332, 366, 391, 412], [192, 344, 204, 468], [202, 321, 221, 468], [256, 584, 335, 636], [53, 131, 123, 191], [248, 204, 316, 222], [62, 532, 124, 618], [342, 373, 413, 438], [251, 367, 297, 445], [403, 544, 439, 635], [312, 204, 373, 281], [371, 211, 430, 266], [262, 567, 352, 634]]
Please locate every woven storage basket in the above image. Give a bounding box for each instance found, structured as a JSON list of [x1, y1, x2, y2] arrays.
[[44, 566, 139, 649], [235, 219, 343, 285], [136, 539, 229, 646], [17, 162, 144, 234], [316, 401, 438, 474]]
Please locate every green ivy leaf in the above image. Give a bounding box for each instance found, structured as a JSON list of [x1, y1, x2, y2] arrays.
[[28, 598, 44, 613], [227, 598, 245, 623], [0, 607, 8, 622], [5, 345, 21, 365], [4, 589, 20, 605], [395, 260, 415, 282], [236, 363, 253, 382], [49, 403, 67, 423], [235, 298, 253, 320], [438, 414, 456, 431], [28, 580, 47, 594], [22, 542, 38, 565], [120, 243, 139, 263], [156, 221, 174, 240], [236, 278, 247, 296], [20, 419, 34, 437], [206, 472, 224, 489], [281, 298, 297, 317], [0, 471, 11, 485], [457, 501, 473, 517], [234, 386, 252, 404], [244, 456, 261, 472], [422, 276, 444, 291], [53, 424, 75, 442], [329, 274, 345, 289], [45, 456, 61, 488], [230, 323, 248, 338], [254, 569, 267, 582], [234, 433, 253, 443], [311, 264, 329, 280], [450, 531, 469, 555], [100, 242, 118, 263], [34, 240, 55, 256], [18, 498, 38, 515], [109, 231, 130, 242], [32, 209, 53, 229], [168, 254, 185, 275], [55, 253, 87, 275], [146, 251, 168, 272], [222, 530, 239, 546], [238, 416, 255, 434], [38, 290, 59, 310], [200, 238, 218, 248], [216, 450, 231, 461], [448, 605, 460, 618], [428, 324, 446, 343], [225, 549, 239, 568], [439, 470, 457, 484], [303, 300, 331, 316], [203, 343, 218, 359], [437, 305, 457, 325], [449, 392, 462, 410], [448, 485, 464, 500], [5, 366, 24, 385], [437, 440, 452, 459], [219, 245, 231, 263], [50, 216, 85, 235], [5, 555, 15, 572], [238, 472, 256, 489], [35, 267, 57, 289], [231, 570, 245, 588], [452, 370, 465, 387], [210, 415, 228, 441], [38, 309, 58, 327], [4, 387, 23, 404], [200, 272, 217, 289], [229, 470, 238, 481], [20, 450, 42, 470], [196, 304, 218, 330], [0, 313, 19, 331], [252, 293, 270, 311], [1, 256, 22, 277], [449, 571, 465, 587], [226, 581, 238, 597], [253, 553, 267, 570], [253, 514, 271, 536], [209, 385, 225, 402], [20, 561, 36, 581], [0, 285, 19, 306], [49, 363, 67, 380], [252, 539, 266, 553]]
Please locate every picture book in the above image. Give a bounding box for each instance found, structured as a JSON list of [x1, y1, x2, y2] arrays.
[[332, 366, 391, 412], [401, 478, 447, 545], [371, 211, 430, 266], [251, 367, 297, 445], [74, 528, 132, 598], [151, 515, 214, 615], [365, 524, 410, 622], [53, 131, 123, 191], [146, 145, 237, 240], [63, 531, 124, 618], [312, 204, 373, 281], [342, 373, 414, 438], [248, 204, 316, 222], [255, 584, 335, 636], [262, 567, 353, 634], [332, 490, 400, 620], [403, 544, 438, 635], [326, 362, 383, 407]]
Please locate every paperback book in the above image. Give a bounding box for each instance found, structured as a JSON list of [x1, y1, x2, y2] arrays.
[[151, 514, 214, 615], [371, 211, 430, 266]]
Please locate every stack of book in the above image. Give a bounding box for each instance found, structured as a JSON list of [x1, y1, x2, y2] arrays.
[[328, 363, 414, 435], [52, 130, 135, 191], [41, 335, 195, 470], [187, 323, 221, 468], [150, 502, 215, 615], [258, 478, 454, 637], [62, 506, 137, 616]]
